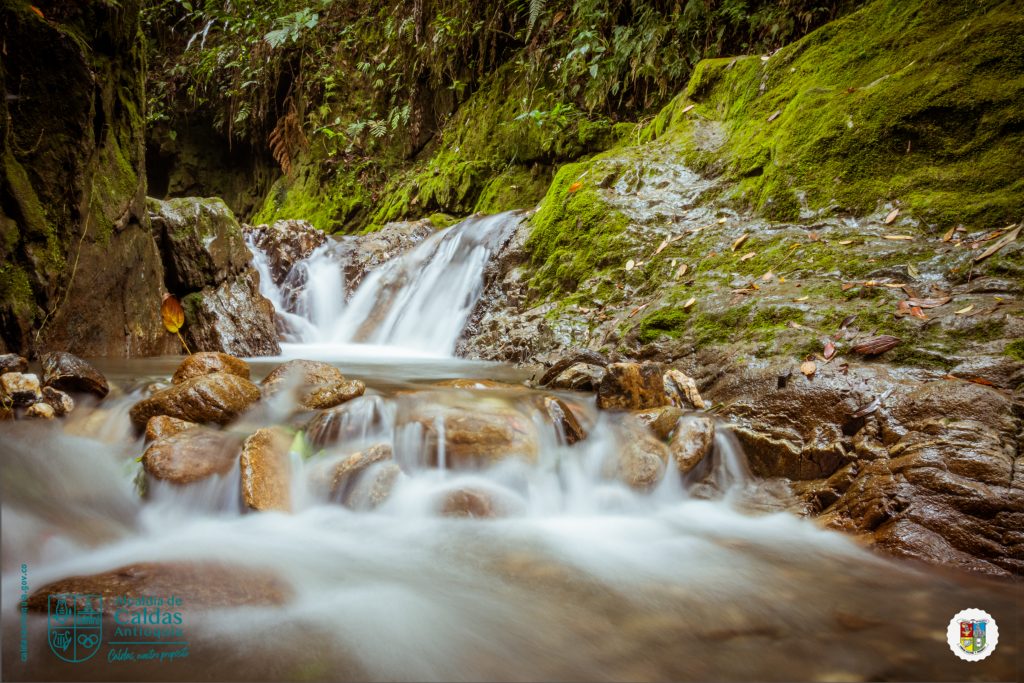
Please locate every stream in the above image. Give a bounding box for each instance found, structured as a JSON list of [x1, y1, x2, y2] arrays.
[[1, 213, 1017, 682]]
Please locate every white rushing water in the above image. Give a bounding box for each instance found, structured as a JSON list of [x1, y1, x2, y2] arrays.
[[247, 212, 522, 356]]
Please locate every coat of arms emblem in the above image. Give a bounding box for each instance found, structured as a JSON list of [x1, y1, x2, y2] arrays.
[[47, 594, 103, 663], [959, 618, 987, 654]]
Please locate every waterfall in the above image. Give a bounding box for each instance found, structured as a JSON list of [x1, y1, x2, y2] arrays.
[[248, 211, 523, 356]]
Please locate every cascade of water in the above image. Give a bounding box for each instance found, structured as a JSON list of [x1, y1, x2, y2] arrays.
[[247, 211, 523, 355]]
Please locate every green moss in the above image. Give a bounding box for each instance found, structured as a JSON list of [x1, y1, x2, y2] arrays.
[[0, 261, 36, 321], [637, 307, 691, 344], [525, 162, 631, 297], [647, 0, 1024, 228], [474, 165, 553, 215], [1005, 339, 1024, 361], [252, 162, 373, 233]]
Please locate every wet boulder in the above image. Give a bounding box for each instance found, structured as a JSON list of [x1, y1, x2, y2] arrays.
[[0, 372, 41, 407], [670, 416, 716, 474], [141, 427, 243, 485], [129, 372, 261, 429], [26, 562, 291, 612], [40, 351, 109, 398], [597, 362, 670, 410], [607, 416, 669, 490], [41, 386, 74, 417], [172, 351, 250, 384], [262, 359, 365, 411], [343, 462, 402, 511], [663, 369, 706, 410], [148, 197, 280, 357], [328, 443, 394, 499], [0, 354, 28, 374], [240, 427, 293, 512], [144, 415, 197, 443], [439, 488, 499, 518], [305, 397, 388, 450], [342, 219, 434, 292], [406, 402, 539, 467], [243, 219, 326, 287]]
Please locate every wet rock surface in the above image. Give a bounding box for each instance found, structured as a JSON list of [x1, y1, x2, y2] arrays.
[[0, 354, 28, 374], [405, 401, 540, 467], [144, 415, 196, 442], [597, 362, 670, 410], [148, 197, 281, 357], [142, 426, 243, 485], [129, 371, 261, 428], [41, 386, 74, 417], [243, 220, 326, 287], [670, 416, 716, 473], [240, 427, 293, 512], [262, 359, 365, 410], [24, 402, 55, 420], [40, 351, 109, 398], [172, 351, 251, 384], [26, 562, 291, 611]]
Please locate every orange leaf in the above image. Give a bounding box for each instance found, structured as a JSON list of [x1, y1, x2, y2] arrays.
[[161, 294, 185, 333], [30, 5, 44, 18], [567, 182, 583, 194], [800, 360, 817, 377]]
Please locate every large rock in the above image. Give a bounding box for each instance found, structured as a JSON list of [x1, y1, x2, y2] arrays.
[[605, 416, 669, 490], [26, 562, 291, 612], [0, 2, 178, 358], [148, 197, 280, 357], [242, 220, 326, 287], [180, 270, 281, 357], [405, 402, 539, 467], [547, 362, 606, 392], [341, 462, 402, 510], [670, 416, 716, 474], [41, 386, 74, 417], [172, 352, 250, 384], [536, 395, 586, 445], [597, 362, 670, 410], [633, 406, 685, 440], [329, 444, 394, 500], [305, 396, 388, 449], [240, 427, 293, 512], [0, 372, 41, 407], [262, 359, 365, 410], [25, 402, 55, 420], [141, 427, 243, 485], [129, 372, 261, 428], [40, 351, 109, 397]]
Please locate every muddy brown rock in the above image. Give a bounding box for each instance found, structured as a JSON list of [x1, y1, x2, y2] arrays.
[[670, 416, 716, 474], [40, 352, 109, 398], [172, 352, 250, 384], [26, 562, 291, 612], [240, 427, 293, 512], [145, 415, 197, 442], [1, 372, 41, 407], [597, 362, 670, 410], [129, 372, 261, 428], [141, 428, 243, 485], [262, 359, 365, 410], [41, 386, 74, 417]]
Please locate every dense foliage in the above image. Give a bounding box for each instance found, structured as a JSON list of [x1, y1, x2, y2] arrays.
[[144, 0, 858, 161]]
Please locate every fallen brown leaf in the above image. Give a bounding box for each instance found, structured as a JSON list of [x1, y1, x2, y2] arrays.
[[905, 296, 950, 308], [568, 181, 583, 193], [654, 239, 669, 255], [883, 235, 913, 241], [851, 335, 901, 356], [974, 224, 1020, 262], [941, 227, 955, 242], [824, 341, 836, 360], [731, 234, 749, 251], [628, 304, 649, 318], [955, 304, 974, 315], [682, 297, 696, 310], [837, 239, 854, 245], [625, 259, 635, 271], [800, 360, 817, 377], [681, 104, 696, 114], [739, 251, 756, 262], [767, 110, 781, 122], [883, 208, 900, 224], [676, 263, 688, 278]]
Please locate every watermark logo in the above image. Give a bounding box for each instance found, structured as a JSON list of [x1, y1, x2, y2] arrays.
[[947, 608, 998, 662], [47, 594, 103, 663]]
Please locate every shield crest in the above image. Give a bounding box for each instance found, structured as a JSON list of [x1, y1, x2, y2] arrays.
[[47, 594, 103, 663], [959, 619, 987, 654]]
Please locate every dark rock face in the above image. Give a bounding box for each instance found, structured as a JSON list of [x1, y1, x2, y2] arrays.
[[148, 197, 280, 357], [0, 2, 177, 357], [708, 362, 1024, 576], [40, 351, 109, 398], [41, 386, 74, 417], [129, 371, 261, 428], [0, 354, 27, 374]]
